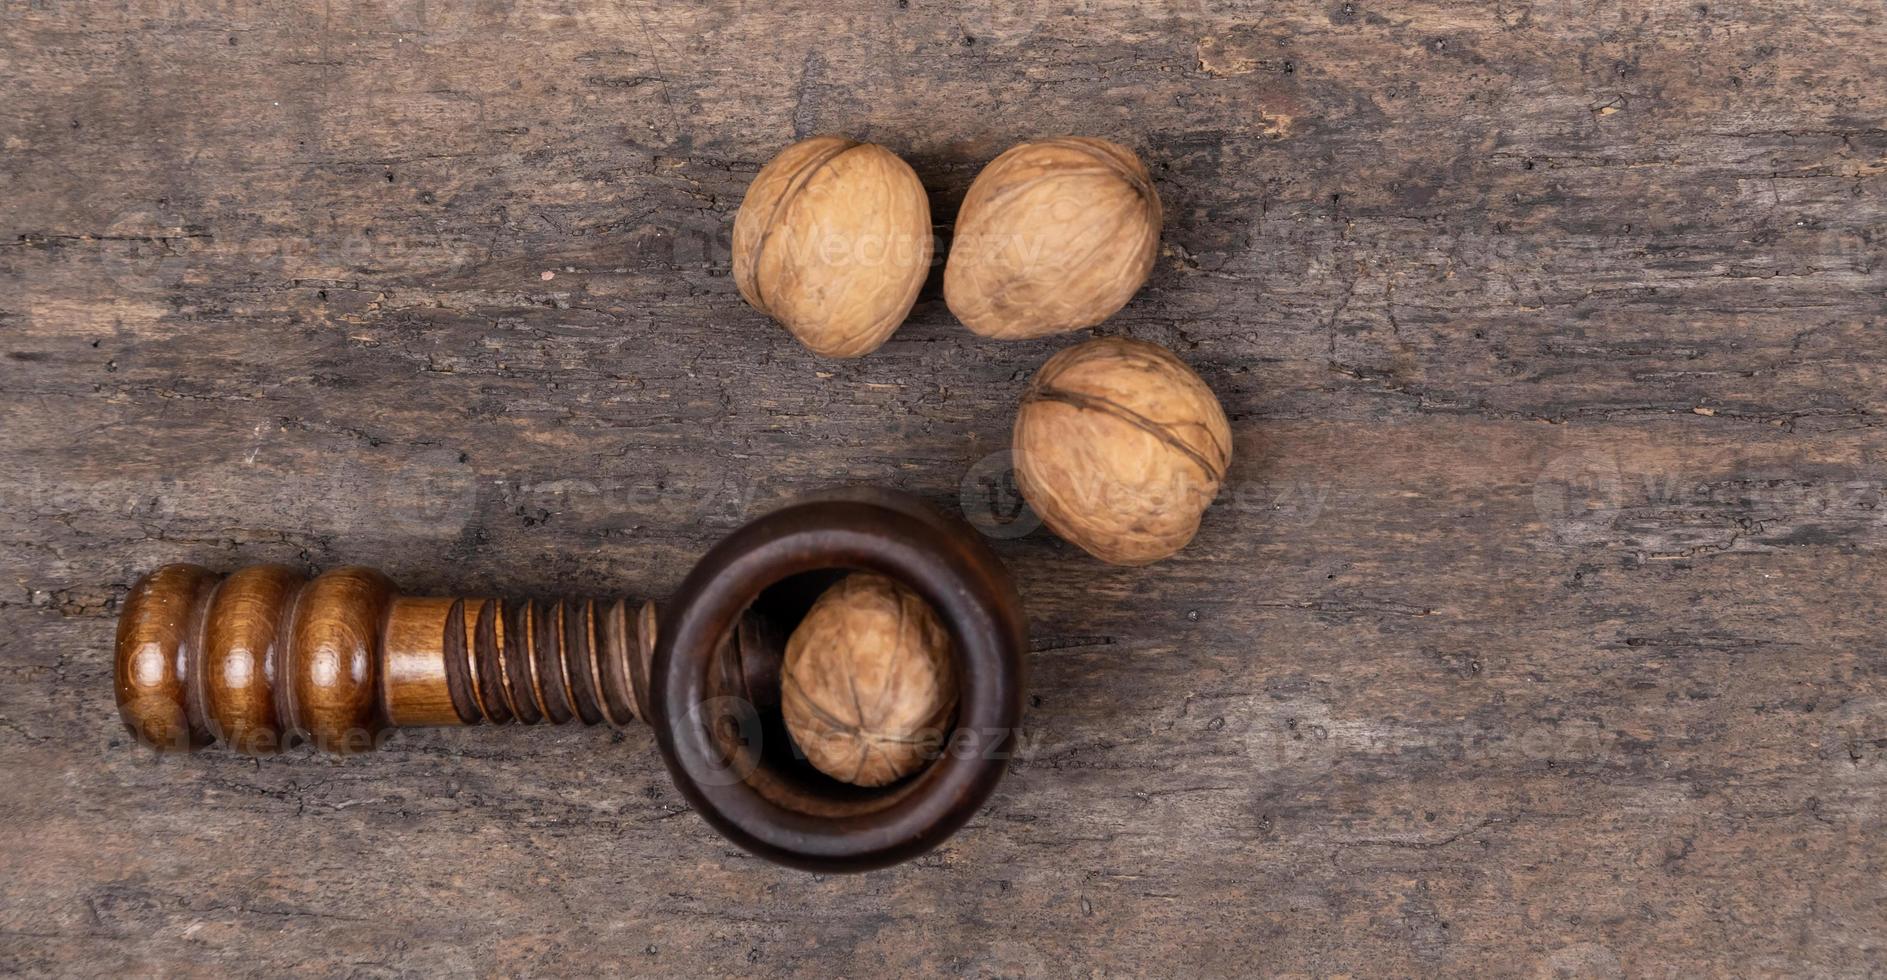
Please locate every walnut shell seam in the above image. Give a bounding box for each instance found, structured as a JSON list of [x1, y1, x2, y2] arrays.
[[1019, 382, 1230, 483], [1032, 136, 1158, 203], [782, 669, 958, 746], [735, 136, 864, 317]]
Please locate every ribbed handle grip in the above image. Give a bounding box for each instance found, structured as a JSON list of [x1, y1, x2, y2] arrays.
[[114, 563, 656, 755], [436, 596, 655, 729]]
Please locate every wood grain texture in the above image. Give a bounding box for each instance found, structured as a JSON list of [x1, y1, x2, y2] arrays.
[[0, 0, 1882, 974]]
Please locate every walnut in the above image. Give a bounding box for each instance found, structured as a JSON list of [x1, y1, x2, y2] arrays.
[[1013, 337, 1232, 565], [732, 136, 933, 358], [780, 572, 958, 786], [944, 137, 1162, 340]]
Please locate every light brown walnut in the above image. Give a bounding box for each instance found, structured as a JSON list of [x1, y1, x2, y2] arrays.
[[781, 572, 957, 787], [944, 137, 1161, 340], [1014, 337, 1232, 565], [732, 136, 932, 358]]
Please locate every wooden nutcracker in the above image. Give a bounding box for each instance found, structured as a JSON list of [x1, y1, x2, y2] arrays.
[[113, 490, 1028, 872]]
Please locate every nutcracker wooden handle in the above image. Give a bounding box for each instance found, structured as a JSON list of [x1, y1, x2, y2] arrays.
[[113, 489, 1030, 871], [114, 566, 778, 754]]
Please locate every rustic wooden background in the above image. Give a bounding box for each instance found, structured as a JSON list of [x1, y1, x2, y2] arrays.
[[3, 0, 1883, 975]]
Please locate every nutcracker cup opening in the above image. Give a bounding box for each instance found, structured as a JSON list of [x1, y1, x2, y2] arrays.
[[652, 489, 1028, 872]]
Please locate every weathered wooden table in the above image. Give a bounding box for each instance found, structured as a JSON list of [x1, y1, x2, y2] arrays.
[[3, 1, 1882, 975]]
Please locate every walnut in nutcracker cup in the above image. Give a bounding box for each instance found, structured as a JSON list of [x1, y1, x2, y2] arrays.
[[732, 136, 933, 358], [944, 137, 1162, 340], [781, 572, 958, 787], [1013, 337, 1232, 565]]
